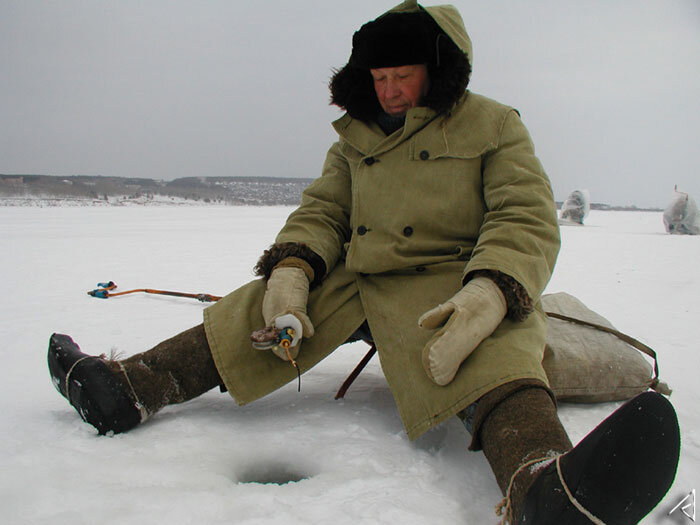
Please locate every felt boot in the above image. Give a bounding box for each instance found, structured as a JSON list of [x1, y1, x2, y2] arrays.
[[48, 324, 222, 434], [106, 324, 222, 417], [516, 391, 680, 525], [473, 382, 573, 523]]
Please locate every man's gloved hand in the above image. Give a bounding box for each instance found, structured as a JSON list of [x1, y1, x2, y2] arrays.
[[261, 266, 314, 361], [418, 276, 507, 386]]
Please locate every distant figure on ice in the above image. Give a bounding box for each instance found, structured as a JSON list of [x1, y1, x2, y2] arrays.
[[663, 187, 700, 235], [47, 2, 680, 523], [559, 189, 590, 225]]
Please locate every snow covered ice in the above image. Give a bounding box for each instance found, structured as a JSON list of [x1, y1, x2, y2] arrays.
[[1, 206, 698, 524]]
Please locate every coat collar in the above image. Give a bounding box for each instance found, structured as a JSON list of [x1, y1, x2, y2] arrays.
[[331, 91, 509, 160], [332, 106, 439, 156]]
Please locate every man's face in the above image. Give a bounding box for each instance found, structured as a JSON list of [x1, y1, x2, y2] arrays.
[[370, 64, 430, 117]]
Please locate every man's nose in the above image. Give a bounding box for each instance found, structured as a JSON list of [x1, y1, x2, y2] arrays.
[[385, 80, 401, 98]]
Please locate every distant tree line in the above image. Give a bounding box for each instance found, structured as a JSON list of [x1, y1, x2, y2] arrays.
[[0, 174, 315, 206], [1, 174, 662, 210]]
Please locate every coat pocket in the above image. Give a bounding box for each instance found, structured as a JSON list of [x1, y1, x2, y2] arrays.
[[411, 129, 496, 161]]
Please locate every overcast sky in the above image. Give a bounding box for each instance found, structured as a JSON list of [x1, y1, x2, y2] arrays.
[[1, 1, 698, 207]]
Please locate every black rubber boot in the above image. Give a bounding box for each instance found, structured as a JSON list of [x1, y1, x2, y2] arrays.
[[517, 391, 681, 525], [48, 333, 143, 435]]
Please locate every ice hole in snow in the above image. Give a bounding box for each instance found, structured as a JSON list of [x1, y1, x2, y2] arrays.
[[236, 462, 310, 485]]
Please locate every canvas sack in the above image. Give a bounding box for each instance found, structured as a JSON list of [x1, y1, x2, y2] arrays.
[[542, 292, 671, 403]]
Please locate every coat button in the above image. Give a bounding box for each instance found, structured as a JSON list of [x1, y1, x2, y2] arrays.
[[357, 225, 368, 235], [403, 226, 414, 237], [419, 150, 430, 160], [364, 157, 376, 166]]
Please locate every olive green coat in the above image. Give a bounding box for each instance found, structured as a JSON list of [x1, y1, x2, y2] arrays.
[[203, 2, 560, 440]]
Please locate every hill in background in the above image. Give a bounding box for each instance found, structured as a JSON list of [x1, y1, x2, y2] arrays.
[[0, 174, 314, 206], [0, 174, 660, 210]]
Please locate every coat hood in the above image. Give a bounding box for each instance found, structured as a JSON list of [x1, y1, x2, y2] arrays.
[[330, 1, 472, 122], [391, 1, 472, 65]]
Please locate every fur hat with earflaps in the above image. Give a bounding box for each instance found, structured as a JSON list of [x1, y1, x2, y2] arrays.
[[329, 7, 471, 121]]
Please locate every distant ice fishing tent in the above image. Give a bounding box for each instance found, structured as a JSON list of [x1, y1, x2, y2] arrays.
[[559, 189, 590, 225], [663, 188, 700, 235]]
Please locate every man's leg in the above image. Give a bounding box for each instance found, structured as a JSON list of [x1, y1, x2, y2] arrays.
[[106, 324, 222, 417], [468, 380, 572, 520], [48, 324, 222, 435], [469, 381, 680, 524]]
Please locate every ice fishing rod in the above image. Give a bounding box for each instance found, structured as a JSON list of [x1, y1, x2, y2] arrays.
[[87, 280, 302, 391], [87, 281, 222, 302]]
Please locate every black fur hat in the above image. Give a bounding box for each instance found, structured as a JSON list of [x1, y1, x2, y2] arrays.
[[350, 11, 440, 69], [330, 9, 471, 121]]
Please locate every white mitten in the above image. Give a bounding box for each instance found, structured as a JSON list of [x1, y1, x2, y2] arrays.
[[418, 276, 507, 385], [261, 266, 314, 361]]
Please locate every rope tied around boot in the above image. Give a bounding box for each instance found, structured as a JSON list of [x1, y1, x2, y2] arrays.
[[554, 455, 606, 525], [495, 454, 558, 524], [65, 355, 149, 424], [65, 355, 104, 398], [495, 454, 607, 525], [116, 362, 150, 423]]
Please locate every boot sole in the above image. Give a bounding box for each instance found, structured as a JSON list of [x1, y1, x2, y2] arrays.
[[519, 391, 680, 524]]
